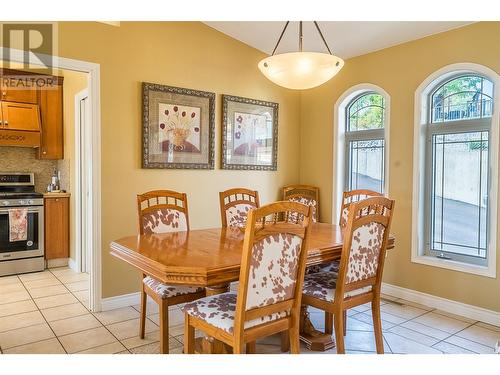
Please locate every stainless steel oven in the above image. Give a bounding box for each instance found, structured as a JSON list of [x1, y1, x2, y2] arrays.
[[0, 173, 44, 276]]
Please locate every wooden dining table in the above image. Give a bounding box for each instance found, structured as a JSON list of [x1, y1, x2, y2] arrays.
[[110, 222, 395, 353]]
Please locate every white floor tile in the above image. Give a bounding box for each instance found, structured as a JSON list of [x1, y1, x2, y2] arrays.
[[383, 332, 442, 354]]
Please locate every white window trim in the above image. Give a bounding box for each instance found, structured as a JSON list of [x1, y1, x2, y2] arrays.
[[333, 83, 391, 223], [412, 63, 500, 278]]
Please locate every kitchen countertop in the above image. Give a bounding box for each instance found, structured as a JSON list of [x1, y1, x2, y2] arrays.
[[43, 192, 71, 198]]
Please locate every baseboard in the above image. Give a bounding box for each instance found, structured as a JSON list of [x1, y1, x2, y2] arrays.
[[382, 282, 500, 327], [100, 291, 179, 312], [101, 292, 140, 311], [68, 258, 77, 271], [46, 258, 69, 269]]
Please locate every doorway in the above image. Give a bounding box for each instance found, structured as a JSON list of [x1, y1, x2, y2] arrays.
[[0, 46, 102, 311]]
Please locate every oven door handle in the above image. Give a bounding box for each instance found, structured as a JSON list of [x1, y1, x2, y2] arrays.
[[0, 209, 42, 214]]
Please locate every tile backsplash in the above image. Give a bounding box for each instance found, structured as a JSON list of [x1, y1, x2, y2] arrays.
[[0, 147, 69, 193]]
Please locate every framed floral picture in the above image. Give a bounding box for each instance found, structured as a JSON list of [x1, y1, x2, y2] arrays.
[[221, 95, 278, 170], [142, 82, 215, 169]]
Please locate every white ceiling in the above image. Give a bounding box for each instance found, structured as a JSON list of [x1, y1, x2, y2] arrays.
[[204, 21, 473, 59]]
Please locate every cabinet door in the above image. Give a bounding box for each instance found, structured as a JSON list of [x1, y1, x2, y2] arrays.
[[1, 101, 41, 132], [38, 84, 63, 159], [44, 197, 69, 260], [0, 85, 38, 104]]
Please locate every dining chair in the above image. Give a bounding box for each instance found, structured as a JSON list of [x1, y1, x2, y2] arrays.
[[339, 189, 383, 229], [282, 184, 320, 222], [219, 188, 260, 228], [137, 190, 206, 354], [182, 201, 313, 354], [319, 189, 383, 334], [301, 196, 395, 354]]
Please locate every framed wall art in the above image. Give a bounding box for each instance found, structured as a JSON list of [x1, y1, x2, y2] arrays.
[[142, 82, 215, 169], [221, 94, 278, 170]]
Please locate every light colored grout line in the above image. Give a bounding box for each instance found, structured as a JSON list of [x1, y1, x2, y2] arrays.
[[48, 268, 135, 354], [430, 322, 479, 352], [16, 274, 68, 354], [52, 270, 155, 354]]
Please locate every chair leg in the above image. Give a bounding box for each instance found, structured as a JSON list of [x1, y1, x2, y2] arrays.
[[325, 312, 333, 334], [371, 298, 384, 354], [289, 328, 300, 354], [233, 340, 244, 354], [184, 315, 195, 354], [246, 341, 256, 354], [333, 310, 345, 354], [139, 284, 147, 339], [343, 310, 347, 336], [159, 300, 169, 354], [281, 331, 290, 352]]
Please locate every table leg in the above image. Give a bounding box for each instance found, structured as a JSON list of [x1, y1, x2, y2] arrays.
[[299, 305, 335, 352], [194, 283, 233, 354]]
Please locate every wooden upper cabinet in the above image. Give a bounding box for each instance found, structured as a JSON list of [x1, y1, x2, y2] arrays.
[[1, 101, 41, 132], [38, 81, 64, 159], [0, 69, 64, 159], [0, 84, 38, 104]]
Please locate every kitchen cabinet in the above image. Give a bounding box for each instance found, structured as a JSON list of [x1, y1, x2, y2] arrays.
[[0, 83, 38, 104], [1, 101, 41, 132], [44, 195, 69, 260], [0, 68, 64, 159], [38, 81, 64, 159]]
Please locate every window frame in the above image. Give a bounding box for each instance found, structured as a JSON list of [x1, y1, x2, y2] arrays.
[[333, 84, 390, 225], [412, 64, 499, 278], [344, 92, 386, 193]]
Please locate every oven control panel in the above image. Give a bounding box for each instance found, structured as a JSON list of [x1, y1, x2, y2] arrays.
[[1, 198, 43, 207]]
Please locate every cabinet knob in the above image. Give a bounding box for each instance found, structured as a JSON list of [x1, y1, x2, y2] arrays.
[[55, 198, 59, 202], [2, 92, 5, 96], [43, 151, 47, 155], [4, 121, 7, 126]]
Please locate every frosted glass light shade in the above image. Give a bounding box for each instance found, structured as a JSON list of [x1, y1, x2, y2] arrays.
[[258, 52, 344, 90]]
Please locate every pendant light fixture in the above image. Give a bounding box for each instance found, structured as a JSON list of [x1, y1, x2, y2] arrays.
[[258, 21, 344, 90]]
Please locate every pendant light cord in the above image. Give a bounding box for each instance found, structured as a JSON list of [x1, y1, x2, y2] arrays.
[[271, 21, 334, 56], [271, 21, 290, 56], [313, 21, 333, 55]]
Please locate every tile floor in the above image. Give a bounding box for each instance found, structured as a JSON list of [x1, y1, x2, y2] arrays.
[[1, 267, 499, 354]]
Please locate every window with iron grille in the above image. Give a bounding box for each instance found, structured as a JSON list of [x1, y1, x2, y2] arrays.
[[345, 92, 386, 193], [425, 75, 494, 266]]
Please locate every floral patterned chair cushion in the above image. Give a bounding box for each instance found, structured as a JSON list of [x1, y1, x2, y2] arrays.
[[182, 292, 288, 334], [302, 271, 371, 303], [141, 208, 188, 234], [143, 276, 204, 299], [226, 203, 254, 228]]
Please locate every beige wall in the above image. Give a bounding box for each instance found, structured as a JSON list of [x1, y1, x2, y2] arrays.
[[299, 22, 500, 312], [56, 22, 301, 298]]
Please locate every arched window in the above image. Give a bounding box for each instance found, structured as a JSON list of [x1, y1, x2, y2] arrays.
[[425, 74, 493, 266], [412, 66, 499, 275], [345, 92, 386, 193]]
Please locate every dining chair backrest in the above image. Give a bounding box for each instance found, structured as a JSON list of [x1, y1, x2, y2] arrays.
[[137, 190, 189, 235], [335, 197, 395, 301], [219, 188, 260, 228], [282, 184, 320, 222], [339, 189, 383, 229], [234, 201, 312, 336]]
